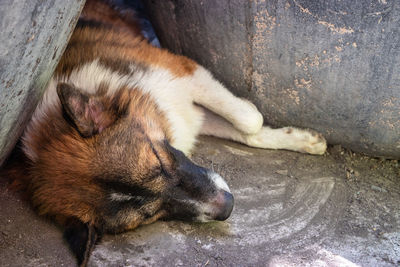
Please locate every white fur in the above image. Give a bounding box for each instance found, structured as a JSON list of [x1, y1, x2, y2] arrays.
[[244, 127, 327, 155], [22, 78, 60, 161], [208, 172, 231, 193], [191, 67, 264, 135]]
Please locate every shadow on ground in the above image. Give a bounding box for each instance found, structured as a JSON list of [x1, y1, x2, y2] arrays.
[[1, 137, 399, 266]]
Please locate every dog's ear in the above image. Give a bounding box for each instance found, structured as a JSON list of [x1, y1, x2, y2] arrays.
[[57, 83, 117, 137], [63, 217, 102, 267]]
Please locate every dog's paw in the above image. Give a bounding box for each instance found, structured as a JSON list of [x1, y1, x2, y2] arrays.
[[229, 99, 263, 135], [245, 127, 327, 155], [288, 128, 327, 155]]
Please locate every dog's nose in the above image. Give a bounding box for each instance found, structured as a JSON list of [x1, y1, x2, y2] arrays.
[[212, 190, 234, 221]]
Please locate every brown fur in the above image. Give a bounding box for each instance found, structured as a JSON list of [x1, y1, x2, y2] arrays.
[[81, 0, 142, 36], [56, 0, 196, 78]]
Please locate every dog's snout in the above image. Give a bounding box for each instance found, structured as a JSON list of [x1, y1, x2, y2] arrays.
[[211, 190, 234, 221]]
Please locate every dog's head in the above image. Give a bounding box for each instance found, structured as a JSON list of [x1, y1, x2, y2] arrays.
[[28, 83, 233, 266]]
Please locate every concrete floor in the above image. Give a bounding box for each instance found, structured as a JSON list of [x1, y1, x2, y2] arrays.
[[1, 137, 399, 266]]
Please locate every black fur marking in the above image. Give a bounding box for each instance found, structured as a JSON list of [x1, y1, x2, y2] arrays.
[[98, 57, 149, 76], [104, 192, 149, 217], [166, 142, 216, 198], [148, 140, 173, 180], [96, 178, 158, 198], [76, 18, 111, 29], [64, 217, 101, 267]]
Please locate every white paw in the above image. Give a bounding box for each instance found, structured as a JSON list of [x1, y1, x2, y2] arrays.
[[245, 127, 327, 155], [288, 128, 327, 155], [229, 99, 263, 135]]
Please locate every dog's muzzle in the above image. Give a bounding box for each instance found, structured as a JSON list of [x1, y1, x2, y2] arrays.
[[164, 143, 234, 222], [206, 189, 234, 221]]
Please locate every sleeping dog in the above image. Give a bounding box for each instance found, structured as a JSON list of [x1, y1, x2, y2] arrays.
[[7, 0, 326, 266]]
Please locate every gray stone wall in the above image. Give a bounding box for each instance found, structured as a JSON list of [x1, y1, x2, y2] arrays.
[[0, 0, 86, 166]]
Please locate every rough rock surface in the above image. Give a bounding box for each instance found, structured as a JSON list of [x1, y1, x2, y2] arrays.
[[1, 137, 399, 266]]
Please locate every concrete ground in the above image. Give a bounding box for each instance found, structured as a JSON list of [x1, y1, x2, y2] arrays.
[[1, 137, 399, 266]]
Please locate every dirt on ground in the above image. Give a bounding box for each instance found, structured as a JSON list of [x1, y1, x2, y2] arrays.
[[1, 137, 399, 266]]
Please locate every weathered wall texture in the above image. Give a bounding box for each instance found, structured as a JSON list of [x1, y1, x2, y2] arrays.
[[143, 0, 400, 159], [0, 0, 86, 166]]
